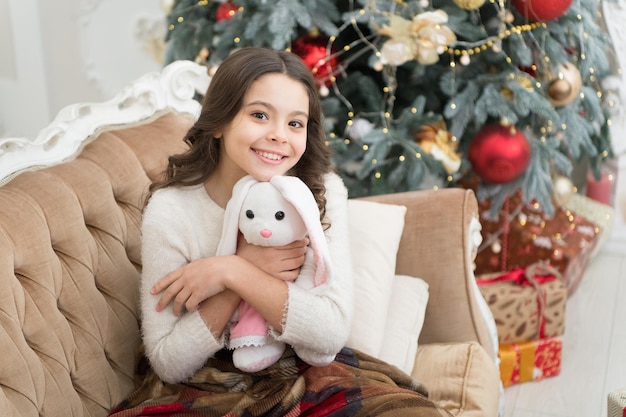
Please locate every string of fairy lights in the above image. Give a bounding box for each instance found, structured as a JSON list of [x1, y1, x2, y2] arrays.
[[320, 0, 613, 189], [166, 0, 617, 191]]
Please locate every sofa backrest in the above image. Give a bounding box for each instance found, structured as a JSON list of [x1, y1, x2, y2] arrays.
[[0, 62, 208, 417], [0, 113, 194, 416]]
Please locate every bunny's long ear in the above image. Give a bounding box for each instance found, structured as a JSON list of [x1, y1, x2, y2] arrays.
[[216, 175, 258, 256], [269, 176, 332, 287]]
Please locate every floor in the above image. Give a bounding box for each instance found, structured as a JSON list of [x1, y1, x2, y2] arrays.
[[502, 227, 626, 416]]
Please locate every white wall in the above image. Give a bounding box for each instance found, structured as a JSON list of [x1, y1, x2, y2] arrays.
[[0, 0, 165, 138], [602, 1, 626, 252], [0, 0, 50, 138]]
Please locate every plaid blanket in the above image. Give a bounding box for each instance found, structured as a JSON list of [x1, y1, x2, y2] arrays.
[[109, 347, 453, 416]]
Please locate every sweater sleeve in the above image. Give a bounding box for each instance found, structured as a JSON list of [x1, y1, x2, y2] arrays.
[[139, 188, 226, 383], [270, 173, 354, 362]]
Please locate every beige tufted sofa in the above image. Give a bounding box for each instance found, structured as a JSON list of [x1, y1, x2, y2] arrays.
[[0, 61, 501, 416]]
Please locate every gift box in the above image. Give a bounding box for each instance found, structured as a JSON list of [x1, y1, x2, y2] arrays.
[[561, 193, 614, 259], [607, 388, 626, 417], [477, 263, 567, 344], [474, 192, 601, 296], [498, 337, 562, 387]]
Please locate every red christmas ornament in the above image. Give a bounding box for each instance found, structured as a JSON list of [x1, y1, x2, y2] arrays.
[[291, 35, 338, 87], [216, 1, 238, 22], [468, 124, 531, 184], [512, 0, 572, 22]]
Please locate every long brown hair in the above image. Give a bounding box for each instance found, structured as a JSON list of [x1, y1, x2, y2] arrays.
[[150, 47, 332, 220]]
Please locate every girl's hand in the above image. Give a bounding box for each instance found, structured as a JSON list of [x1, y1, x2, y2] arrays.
[[236, 234, 309, 282], [151, 257, 232, 316]]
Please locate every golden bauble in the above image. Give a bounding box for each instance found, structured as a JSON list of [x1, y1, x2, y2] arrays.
[[547, 62, 582, 107], [548, 79, 572, 101], [553, 175, 575, 205], [453, 0, 487, 10], [160, 0, 175, 13]]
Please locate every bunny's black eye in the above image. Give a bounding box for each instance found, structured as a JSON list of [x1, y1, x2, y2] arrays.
[[275, 211, 285, 221], [246, 210, 254, 219]]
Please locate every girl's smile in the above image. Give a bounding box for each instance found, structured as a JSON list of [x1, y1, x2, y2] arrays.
[[253, 149, 288, 163]]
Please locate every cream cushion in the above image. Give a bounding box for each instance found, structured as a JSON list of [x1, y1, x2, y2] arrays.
[[345, 199, 407, 357], [412, 342, 501, 417], [378, 274, 429, 374]]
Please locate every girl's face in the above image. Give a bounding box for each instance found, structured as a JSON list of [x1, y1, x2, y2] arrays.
[[216, 73, 309, 183]]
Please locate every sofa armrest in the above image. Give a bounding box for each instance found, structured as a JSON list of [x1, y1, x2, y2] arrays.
[[360, 188, 497, 362]]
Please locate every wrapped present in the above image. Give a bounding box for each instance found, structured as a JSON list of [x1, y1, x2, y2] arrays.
[[562, 193, 614, 259], [499, 337, 562, 387], [474, 192, 601, 296], [608, 388, 626, 417], [477, 263, 566, 344]]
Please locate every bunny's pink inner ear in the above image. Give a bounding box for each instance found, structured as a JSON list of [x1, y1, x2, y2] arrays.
[[314, 255, 328, 287], [310, 240, 329, 287]]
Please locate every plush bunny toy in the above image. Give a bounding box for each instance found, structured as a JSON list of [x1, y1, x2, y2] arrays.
[[216, 175, 334, 372]]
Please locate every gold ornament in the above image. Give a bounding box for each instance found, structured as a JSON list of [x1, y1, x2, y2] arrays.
[[375, 10, 456, 66], [553, 175, 575, 205], [547, 62, 582, 107], [453, 0, 487, 10], [415, 122, 461, 174], [499, 74, 534, 99], [517, 75, 535, 91], [160, 0, 175, 14], [194, 47, 210, 65]]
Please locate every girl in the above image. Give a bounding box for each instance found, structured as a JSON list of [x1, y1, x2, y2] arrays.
[[111, 47, 451, 417]]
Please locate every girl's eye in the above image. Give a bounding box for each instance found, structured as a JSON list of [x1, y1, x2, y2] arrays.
[[289, 120, 305, 128], [252, 112, 268, 120]]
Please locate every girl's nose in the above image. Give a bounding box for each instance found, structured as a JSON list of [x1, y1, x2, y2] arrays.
[[269, 124, 288, 143], [271, 136, 287, 143]]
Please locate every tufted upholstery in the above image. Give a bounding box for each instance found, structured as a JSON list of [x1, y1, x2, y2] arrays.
[[0, 112, 192, 416]]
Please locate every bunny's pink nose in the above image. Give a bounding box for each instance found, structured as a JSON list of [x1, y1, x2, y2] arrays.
[[260, 229, 272, 238]]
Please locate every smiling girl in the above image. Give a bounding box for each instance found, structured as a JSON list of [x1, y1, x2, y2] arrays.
[[110, 47, 451, 417]]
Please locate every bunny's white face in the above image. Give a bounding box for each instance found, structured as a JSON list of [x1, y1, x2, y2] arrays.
[[238, 182, 307, 247]]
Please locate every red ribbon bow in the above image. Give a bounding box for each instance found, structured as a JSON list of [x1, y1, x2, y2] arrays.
[[475, 267, 557, 286]]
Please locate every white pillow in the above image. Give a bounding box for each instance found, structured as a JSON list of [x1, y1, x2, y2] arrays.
[[378, 275, 429, 374], [345, 199, 407, 357]]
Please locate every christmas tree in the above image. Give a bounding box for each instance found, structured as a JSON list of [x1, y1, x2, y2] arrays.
[[162, 0, 619, 215]]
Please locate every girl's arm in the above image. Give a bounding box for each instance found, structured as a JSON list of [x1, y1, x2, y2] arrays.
[[139, 188, 236, 383], [151, 234, 310, 330], [151, 249, 303, 333]]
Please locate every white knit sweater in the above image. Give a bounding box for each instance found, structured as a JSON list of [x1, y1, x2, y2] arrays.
[[140, 172, 354, 383]]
